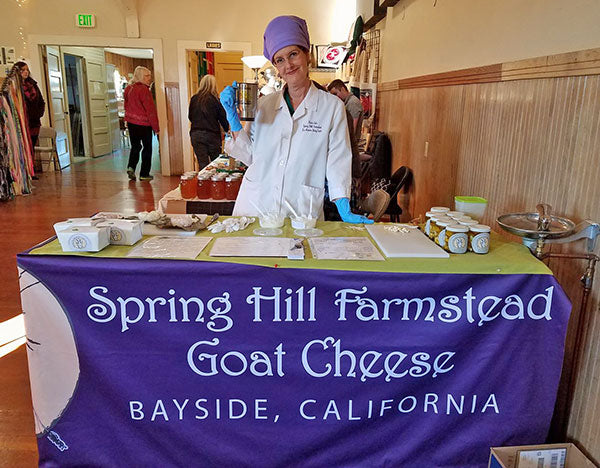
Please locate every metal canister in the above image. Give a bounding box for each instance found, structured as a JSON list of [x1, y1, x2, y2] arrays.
[[237, 82, 259, 121]]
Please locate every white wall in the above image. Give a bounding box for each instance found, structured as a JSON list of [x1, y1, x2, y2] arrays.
[[0, 0, 356, 82], [0, 0, 127, 61], [377, 0, 600, 82]]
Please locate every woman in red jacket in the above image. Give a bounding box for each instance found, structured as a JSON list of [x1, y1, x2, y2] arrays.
[[124, 66, 159, 181]]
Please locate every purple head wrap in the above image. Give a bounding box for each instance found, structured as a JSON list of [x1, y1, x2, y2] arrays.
[[263, 15, 310, 62]]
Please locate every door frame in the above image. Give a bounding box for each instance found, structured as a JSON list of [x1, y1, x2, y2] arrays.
[[105, 63, 121, 154], [28, 35, 171, 175], [177, 40, 252, 173], [62, 52, 92, 160], [42, 45, 72, 170]]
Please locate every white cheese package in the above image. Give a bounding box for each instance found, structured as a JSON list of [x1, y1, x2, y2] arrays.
[[53, 218, 101, 236], [56, 225, 110, 252], [96, 219, 143, 245]]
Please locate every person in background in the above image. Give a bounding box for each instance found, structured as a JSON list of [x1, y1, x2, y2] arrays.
[[327, 79, 364, 136], [124, 66, 159, 181], [188, 74, 229, 168], [219, 15, 371, 224], [15, 61, 45, 150]]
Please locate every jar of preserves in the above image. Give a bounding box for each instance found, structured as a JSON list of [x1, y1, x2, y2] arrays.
[[435, 219, 457, 248], [180, 175, 197, 199], [458, 219, 478, 228], [428, 216, 445, 240], [225, 177, 237, 200], [231, 175, 242, 199], [210, 175, 226, 200], [196, 175, 210, 199], [445, 224, 469, 254], [469, 224, 491, 254], [422, 211, 436, 235], [446, 211, 464, 219]]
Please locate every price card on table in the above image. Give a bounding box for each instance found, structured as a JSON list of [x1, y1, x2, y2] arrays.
[[209, 237, 299, 257], [127, 236, 212, 259], [308, 237, 384, 261]]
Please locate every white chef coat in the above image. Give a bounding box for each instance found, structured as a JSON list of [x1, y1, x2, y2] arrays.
[[225, 83, 352, 218]]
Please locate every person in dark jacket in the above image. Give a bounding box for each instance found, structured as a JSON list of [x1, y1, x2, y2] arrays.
[[188, 74, 229, 168], [15, 61, 45, 149], [124, 66, 159, 181]]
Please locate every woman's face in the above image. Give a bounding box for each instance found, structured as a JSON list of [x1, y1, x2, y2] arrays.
[[20, 65, 30, 79], [142, 70, 152, 86], [272, 45, 310, 88]]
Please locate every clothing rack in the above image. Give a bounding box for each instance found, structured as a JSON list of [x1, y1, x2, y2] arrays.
[[0, 64, 34, 201]]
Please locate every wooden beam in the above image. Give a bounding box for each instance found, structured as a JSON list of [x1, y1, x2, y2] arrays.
[[380, 0, 401, 7], [364, 0, 387, 31], [378, 47, 600, 91]]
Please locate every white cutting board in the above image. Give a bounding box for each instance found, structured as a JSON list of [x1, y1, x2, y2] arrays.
[[366, 224, 449, 258]]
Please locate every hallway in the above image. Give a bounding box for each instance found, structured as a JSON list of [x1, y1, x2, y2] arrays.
[[0, 149, 179, 467]]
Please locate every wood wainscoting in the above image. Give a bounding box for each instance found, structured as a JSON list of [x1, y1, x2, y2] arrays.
[[377, 47, 600, 463], [164, 82, 184, 175]]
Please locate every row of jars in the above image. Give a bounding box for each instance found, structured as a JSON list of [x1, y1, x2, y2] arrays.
[[180, 172, 242, 201], [420, 206, 490, 254]]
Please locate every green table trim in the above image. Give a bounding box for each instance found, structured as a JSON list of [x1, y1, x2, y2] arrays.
[[29, 220, 551, 275]]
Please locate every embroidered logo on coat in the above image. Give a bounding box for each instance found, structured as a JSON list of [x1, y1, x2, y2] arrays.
[[302, 120, 322, 133]]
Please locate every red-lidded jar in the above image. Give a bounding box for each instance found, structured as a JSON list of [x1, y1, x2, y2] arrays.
[[180, 175, 197, 199], [197, 175, 210, 199], [210, 175, 226, 200]]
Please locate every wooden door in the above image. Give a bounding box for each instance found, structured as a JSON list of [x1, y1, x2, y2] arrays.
[[85, 51, 111, 157], [187, 51, 199, 100], [45, 46, 71, 169], [214, 52, 243, 94], [105, 64, 121, 152]]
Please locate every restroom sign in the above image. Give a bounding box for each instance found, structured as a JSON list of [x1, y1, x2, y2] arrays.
[[76, 14, 96, 28]]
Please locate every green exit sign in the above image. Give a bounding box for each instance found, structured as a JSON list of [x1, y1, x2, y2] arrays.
[[76, 14, 96, 28]]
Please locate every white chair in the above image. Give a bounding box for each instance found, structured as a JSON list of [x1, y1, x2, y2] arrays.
[[34, 127, 61, 172]]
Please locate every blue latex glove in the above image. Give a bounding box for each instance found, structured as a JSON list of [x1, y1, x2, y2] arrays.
[[219, 81, 242, 132], [335, 197, 374, 224]]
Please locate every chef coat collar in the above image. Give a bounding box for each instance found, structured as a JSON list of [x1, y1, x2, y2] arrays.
[[276, 82, 320, 117]]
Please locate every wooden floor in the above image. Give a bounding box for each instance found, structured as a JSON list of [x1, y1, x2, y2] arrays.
[[0, 149, 179, 467]]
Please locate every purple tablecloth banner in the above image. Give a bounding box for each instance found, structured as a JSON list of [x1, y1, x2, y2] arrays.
[[17, 253, 571, 467]]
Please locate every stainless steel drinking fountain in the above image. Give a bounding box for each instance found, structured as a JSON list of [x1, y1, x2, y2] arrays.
[[497, 203, 600, 440]]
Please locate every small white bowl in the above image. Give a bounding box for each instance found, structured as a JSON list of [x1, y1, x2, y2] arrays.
[[291, 217, 317, 229], [259, 213, 284, 228]]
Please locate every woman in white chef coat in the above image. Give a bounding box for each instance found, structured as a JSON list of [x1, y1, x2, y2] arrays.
[[220, 15, 372, 224]]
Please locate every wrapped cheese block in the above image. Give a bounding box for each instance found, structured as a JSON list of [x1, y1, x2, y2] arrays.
[[96, 219, 143, 246], [56, 225, 110, 252], [53, 218, 101, 236]]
